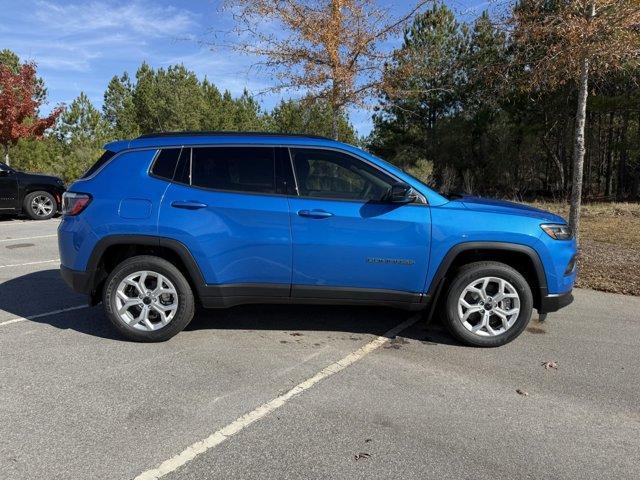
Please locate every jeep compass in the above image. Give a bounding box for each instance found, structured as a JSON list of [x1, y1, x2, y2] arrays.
[[58, 132, 577, 346]]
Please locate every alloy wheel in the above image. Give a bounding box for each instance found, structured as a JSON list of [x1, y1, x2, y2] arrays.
[[31, 195, 54, 217], [115, 271, 179, 331], [457, 276, 520, 337]]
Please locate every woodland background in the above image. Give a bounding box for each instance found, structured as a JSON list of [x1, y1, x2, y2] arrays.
[[2, 1, 639, 201]]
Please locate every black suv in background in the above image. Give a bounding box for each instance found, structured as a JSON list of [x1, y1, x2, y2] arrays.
[[0, 161, 65, 220]]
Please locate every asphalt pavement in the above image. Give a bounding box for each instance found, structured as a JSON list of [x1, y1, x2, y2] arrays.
[[0, 216, 638, 480]]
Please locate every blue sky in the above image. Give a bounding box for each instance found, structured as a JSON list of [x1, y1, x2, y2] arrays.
[[0, 0, 492, 136]]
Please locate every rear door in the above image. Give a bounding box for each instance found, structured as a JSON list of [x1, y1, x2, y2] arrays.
[[287, 147, 431, 302], [157, 146, 293, 298]]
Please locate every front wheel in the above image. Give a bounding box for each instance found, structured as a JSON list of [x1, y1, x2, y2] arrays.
[[103, 255, 195, 342], [444, 261, 533, 347]]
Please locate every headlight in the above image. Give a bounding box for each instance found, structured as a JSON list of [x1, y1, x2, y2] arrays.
[[540, 223, 573, 240]]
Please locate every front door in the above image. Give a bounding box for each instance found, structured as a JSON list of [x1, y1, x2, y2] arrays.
[[0, 163, 18, 211], [158, 146, 293, 298], [287, 148, 431, 302]]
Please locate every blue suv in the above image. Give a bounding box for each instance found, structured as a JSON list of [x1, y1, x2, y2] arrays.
[[58, 132, 577, 346]]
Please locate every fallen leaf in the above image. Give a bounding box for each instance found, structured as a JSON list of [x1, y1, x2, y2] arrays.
[[354, 453, 371, 461], [516, 389, 529, 396], [541, 361, 558, 370], [289, 332, 303, 337], [364, 438, 372, 443]]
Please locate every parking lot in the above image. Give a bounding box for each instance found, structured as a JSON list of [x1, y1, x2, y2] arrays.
[[0, 216, 639, 479]]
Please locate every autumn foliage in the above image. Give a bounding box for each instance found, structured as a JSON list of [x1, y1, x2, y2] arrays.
[[511, 0, 640, 88], [224, 0, 429, 138], [0, 62, 62, 159]]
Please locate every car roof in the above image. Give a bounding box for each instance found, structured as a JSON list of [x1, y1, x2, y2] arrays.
[[104, 132, 347, 153]]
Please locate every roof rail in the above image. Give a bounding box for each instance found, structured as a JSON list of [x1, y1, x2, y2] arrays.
[[136, 131, 332, 140]]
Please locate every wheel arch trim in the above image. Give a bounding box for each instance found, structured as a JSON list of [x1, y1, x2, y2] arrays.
[[425, 241, 549, 301], [87, 234, 207, 296]]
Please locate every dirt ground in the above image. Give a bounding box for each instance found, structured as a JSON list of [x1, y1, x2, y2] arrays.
[[530, 202, 640, 296]]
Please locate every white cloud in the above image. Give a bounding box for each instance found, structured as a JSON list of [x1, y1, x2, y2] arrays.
[[34, 0, 197, 38], [2, 1, 199, 74]]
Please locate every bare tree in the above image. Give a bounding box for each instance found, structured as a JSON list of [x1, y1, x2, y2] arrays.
[[510, 0, 640, 239], [223, 0, 431, 139]]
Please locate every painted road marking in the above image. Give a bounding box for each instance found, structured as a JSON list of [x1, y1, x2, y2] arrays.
[[135, 314, 421, 480], [0, 305, 88, 327], [0, 234, 57, 243], [0, 259, 59, 269], [0, 219, 60, 228]]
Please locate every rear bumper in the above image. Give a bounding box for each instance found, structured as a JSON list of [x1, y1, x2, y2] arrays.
[[538, 290, 573, 314], [60, 265, 94, 295]]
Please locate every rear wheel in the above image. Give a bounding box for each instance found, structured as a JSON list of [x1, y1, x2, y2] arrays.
[[24, 191, 56, 220], [103, 255, 195, 342], [444, 261, 533, 347]]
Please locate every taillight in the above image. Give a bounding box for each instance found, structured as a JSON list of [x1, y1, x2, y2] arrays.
[[62, 192, 92, 216]]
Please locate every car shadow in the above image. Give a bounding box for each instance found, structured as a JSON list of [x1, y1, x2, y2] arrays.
[[0, 214, 20, 222], [1, 269, 461, 346]]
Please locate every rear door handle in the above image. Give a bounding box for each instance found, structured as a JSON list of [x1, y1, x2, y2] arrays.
[[297, 209, 334, 219], [171, 201, 208, 210]]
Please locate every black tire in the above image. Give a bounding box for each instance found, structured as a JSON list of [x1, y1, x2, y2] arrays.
[[443, 261, 533, 347], [23, 190, 57, 220], [103, 255, 195, 342]]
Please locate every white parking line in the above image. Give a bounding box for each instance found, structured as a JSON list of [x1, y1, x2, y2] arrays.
[[0, 259, 59, 269], [0, 305, 88, 327], [135, 314, 421, 480], [0, 234, 57, 243], [0, 219, 60, 228]]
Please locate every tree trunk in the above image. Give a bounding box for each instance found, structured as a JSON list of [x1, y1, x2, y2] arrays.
[[585, 112, 593, 197], [568, 55, 590, 241], [331, 107, 339, 140], [2, 145, 9, 167], [604, 112, 614, 197], [616, 110, 629, 200]]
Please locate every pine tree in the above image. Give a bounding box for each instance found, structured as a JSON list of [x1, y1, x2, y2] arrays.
[[56, 92, 108, 145], [269, 97, 357, 143], [373, 2, 467, 174], [133, 63, 206, 133], [103, 73, 139, 139]]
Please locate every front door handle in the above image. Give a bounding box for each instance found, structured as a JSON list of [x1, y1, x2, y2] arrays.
[[297, 209, 334, 219], [171, 201, 208, 210]]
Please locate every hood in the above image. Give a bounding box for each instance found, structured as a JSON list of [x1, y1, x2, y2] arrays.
[[455, 196, 566, 223], [17, 171, 65, 185]]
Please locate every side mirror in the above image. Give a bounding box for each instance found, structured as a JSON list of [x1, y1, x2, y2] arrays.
[[387, 182, 416, 204]]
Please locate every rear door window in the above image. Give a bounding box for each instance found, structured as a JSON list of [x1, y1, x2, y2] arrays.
[[191, 147, 276, 194]]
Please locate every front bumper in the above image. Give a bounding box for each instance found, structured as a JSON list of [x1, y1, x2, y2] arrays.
[[538, 290, 574, 314]]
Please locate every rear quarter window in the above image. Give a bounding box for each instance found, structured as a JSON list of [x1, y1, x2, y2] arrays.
[[150, 148, 182, 180], [81, 150, 116, 179]]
